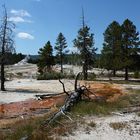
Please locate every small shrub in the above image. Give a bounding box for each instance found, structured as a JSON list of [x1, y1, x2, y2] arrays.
[[16, 72, 23, 76], [134, 71, 140, 78], [37, 71, 75, 80], [88, 72, 96, 80], [37, 72, 63, 80], [137, 112, 140, 117]]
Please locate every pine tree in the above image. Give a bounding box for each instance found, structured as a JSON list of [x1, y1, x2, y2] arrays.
[[38, 41, 55, 73], [73, 12, 96, 80], [121, 19, 140, 80], [101, 21, 122, 76], [55, 33, 67, 73]]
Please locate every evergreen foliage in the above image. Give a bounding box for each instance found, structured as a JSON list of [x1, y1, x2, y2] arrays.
[[101, 19, 140, 80], [55, 32, 67, 73], [37, 41, 55, 74], [121, 19, 140, 80], [101, 21, 122, 75], [73, 25, 96, 79]]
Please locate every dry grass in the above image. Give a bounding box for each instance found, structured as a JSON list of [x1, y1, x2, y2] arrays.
[[109, 122, 129, 130]]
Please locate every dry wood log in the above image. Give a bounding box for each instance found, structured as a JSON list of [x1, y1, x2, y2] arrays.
[[43, 72, 97, 126]]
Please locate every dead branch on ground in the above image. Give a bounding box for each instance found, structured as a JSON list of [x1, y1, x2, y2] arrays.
[[43, 72, 97, 126]]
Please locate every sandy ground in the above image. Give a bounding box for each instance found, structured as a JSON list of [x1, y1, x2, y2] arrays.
[[0, 79, 75, 104], [0, 64, 73, 103], [61, 113, 140, 140]]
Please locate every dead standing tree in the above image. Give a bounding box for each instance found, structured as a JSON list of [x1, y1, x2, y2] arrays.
[[43, 72, 97, 125], [0, 5, 15, 91]]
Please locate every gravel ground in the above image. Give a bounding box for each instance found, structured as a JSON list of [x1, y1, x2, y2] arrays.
[[61, 114, 140, 140]]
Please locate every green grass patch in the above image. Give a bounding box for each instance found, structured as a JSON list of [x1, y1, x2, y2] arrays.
[[71, 100, 127, 116], [0, 116, 50, 140], [71, 89, 140, 116], [1, 114, 77, 140], [71, 101, 107, 115]]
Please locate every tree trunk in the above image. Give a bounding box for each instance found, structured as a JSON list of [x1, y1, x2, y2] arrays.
[[60, 62, 63, 73], [83, 62, 88, 80], [1, 15, 7, 91], [0, 6, 14, 91], [60, 53, 63, 73], [1, 62, 5, 91], [108, 70, 112, 81], [125, 67, 128, 80], [113, 69, 116, 77]]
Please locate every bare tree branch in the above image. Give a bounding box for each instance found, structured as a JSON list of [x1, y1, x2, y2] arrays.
[[59, 79, 69, 96]]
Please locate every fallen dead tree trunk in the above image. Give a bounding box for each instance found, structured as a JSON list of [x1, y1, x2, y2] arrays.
[[43, 72, 97, 126]]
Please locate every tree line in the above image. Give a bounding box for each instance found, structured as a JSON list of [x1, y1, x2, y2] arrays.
[[37, 19, 140, 81], [100, 19, 140, 80], [38, 12, 97, 80]]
